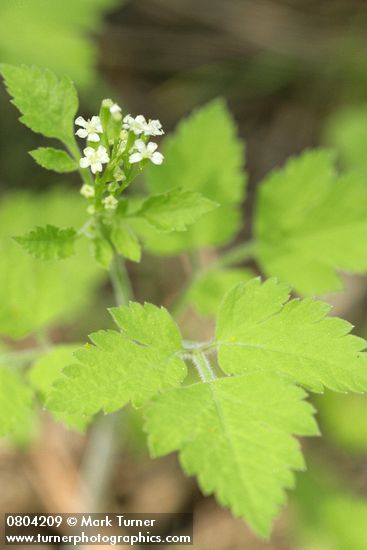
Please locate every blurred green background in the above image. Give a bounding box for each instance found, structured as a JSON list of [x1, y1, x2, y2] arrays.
[[2, 1, 367, 548]]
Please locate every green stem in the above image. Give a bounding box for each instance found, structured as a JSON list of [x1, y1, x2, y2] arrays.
[[192, 352, 216, 383], [67, 138, 94, 186], [213, 240, 256, 269], [77, 252, 133, 520], [0, 348, 45, 369], [110, 253, 133, 306]]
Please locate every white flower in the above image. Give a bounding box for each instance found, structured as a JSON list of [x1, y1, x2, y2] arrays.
[[80, 184, 95, 198], [144, 119, 164, 136], [129, 140, 164, 165], [103, 195, 118, 210], [110, 103, 121, 114], [87, 205, 96, 215], [80, 146, 110, 174], [102, 98, 113, 109], [75, 116, 103, 142], [123, 114, 147, 135]]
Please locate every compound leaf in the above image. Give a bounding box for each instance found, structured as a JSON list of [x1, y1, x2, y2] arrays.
[[254, 149, 367, 294], [145, 372, 318, 537], [47, 303, 187, 416], [14, 225, 78, 260], [0, 64, 78, 147], [216, 278, 367, 393], [30, 147, 78, 173]]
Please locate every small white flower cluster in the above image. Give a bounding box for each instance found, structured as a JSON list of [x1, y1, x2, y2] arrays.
[[129, 140, 163, 165], [123, 115, 164, 165], [123, 114, 164, 137], [75, 116, 103, 142], [80, 146, 110, 175], [75, 103, 164, 213]]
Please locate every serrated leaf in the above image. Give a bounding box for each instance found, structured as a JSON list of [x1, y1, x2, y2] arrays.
[[186, 267, 254, 316], [47, 303, 187, 416], [111, 223, 141, 263], [28, 345, 88, 431], [136, 190, 218, 232], [30, 147, 78, 173], [145, 372, 318, 537], [14, 225, 78, 260], [216, 277, 367, 393], [29, 345, 79, 396], [0, 366, 33, 438], [141, 99, 246, 254], [0, 64, 78, 147], [254, 149, 367, 294]]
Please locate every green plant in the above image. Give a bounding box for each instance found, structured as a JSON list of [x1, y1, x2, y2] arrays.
[[1, 63, 367, 539]]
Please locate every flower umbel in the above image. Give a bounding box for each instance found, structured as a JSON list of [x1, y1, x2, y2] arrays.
[[80, 146, 110, 174], [129, 140, 164, 165], [75, 116, 103, 142]]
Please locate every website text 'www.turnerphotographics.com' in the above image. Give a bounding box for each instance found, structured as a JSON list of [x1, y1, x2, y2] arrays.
[[4, 513, 193, 546]]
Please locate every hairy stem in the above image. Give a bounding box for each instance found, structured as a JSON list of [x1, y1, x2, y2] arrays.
[[192, 352, 216, 383]]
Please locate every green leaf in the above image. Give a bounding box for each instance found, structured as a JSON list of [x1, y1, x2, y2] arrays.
[[30, 147, 78, 173], [141, 99, 246, 254], [0, 366, 33, 438], [111, 223, 141, 263], [0, 189, 104, 339], [29, 345, 79, 396], [316, 391, 367, 455], [254, 149, 367, 294], [0, 0, 119, 88], [294, 468, 367, 550], [136, 190, 218, 232], [47, 303, 187, 416], [186, 267, 254, 316], [91, 236, 113, 269], [324, 106, 367, 174], [216, 277, 367, 393], [0, 64, 78, 147], [14, 225, 78, 260], [28, 345, 88, 431], [144, 371, 318, 537]]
